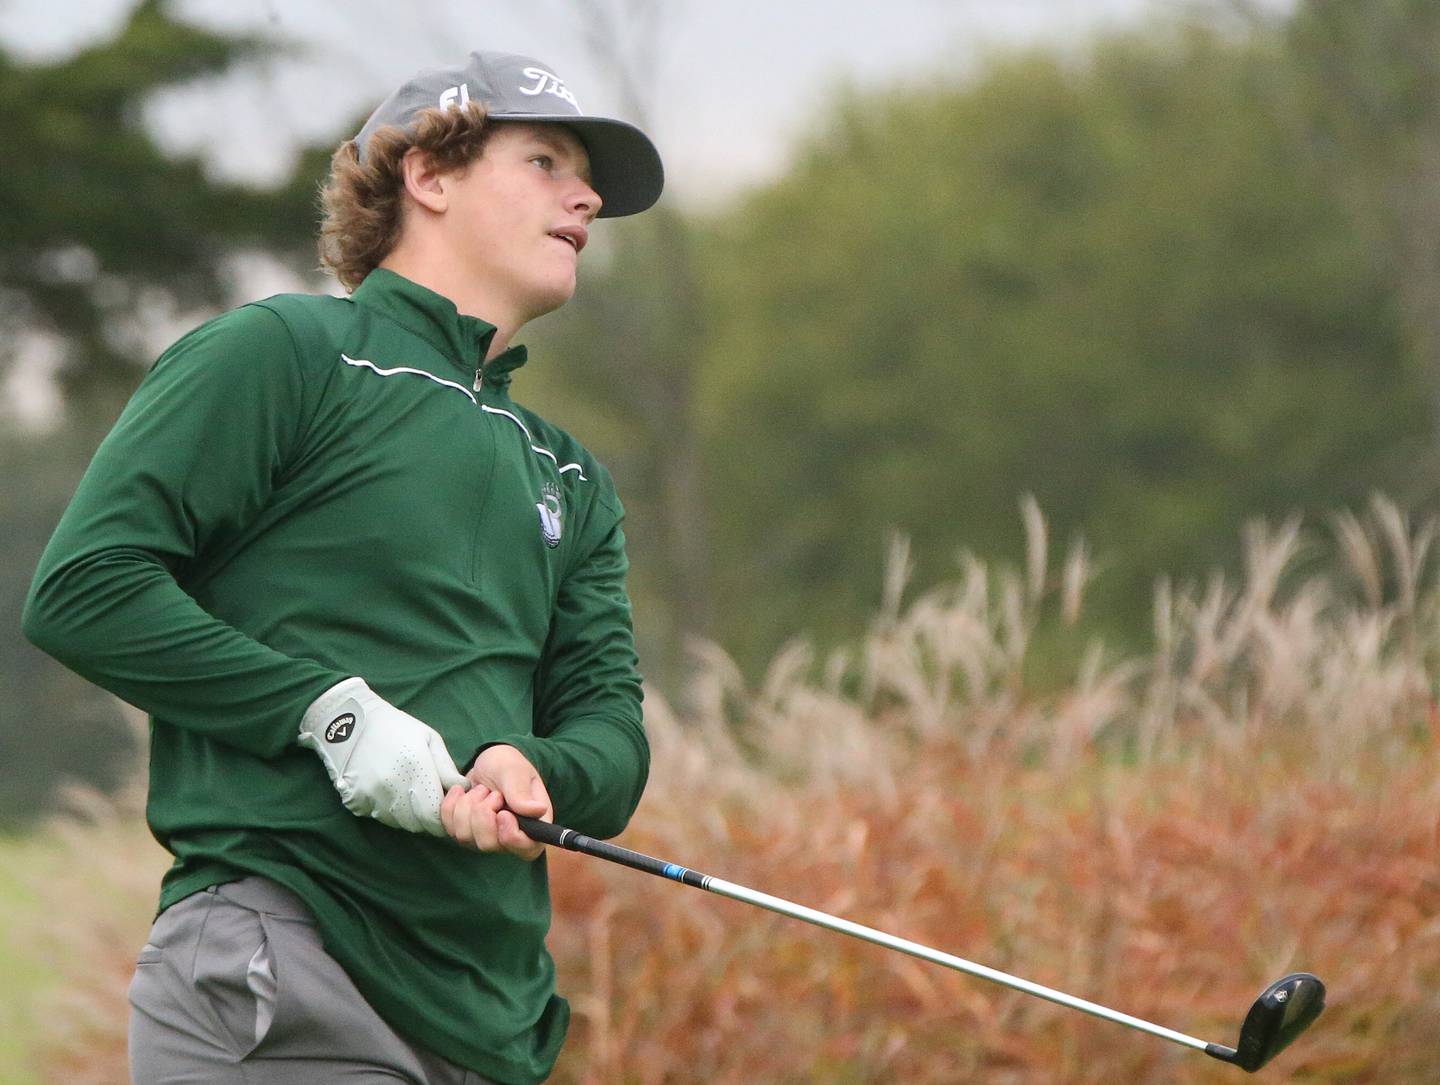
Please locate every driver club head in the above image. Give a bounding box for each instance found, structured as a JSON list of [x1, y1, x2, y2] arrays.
[[1206, 972, 1326, 1073]]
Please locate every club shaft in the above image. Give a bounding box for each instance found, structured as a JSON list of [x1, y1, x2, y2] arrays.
[[516, 817, 1211, 1054], [705, 876, 1209, 1050]]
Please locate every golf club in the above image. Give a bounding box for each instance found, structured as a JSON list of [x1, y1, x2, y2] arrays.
[[516, 816, 1325, 1073]]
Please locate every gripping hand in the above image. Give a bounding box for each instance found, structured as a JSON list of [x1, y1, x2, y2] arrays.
[[299, 677, 467, 836]]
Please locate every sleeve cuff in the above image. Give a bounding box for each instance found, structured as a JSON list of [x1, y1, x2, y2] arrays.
[[464, 736, 549, 777]]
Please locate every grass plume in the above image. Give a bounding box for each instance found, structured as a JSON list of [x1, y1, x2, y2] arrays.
[[5, 498, 1436, 1083]]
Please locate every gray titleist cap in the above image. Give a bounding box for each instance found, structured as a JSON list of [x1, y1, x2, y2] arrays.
[[354, 51, 663, 218]]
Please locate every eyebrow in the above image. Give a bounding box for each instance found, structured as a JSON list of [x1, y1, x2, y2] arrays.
[[530, 128, 593, 185]]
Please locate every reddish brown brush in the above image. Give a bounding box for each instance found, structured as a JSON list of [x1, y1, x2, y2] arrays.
[[19, 500, 1440, 1083], [543, 725, 1437, 1084]]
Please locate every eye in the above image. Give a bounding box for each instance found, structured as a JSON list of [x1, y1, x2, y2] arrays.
[[529, 154, 555, 171]]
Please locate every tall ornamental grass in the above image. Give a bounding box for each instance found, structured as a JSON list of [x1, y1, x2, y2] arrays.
[[9, 498, 1437, 1083]]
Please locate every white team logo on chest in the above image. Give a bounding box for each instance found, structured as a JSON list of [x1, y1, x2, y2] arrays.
[[536, 481, 563, 549]]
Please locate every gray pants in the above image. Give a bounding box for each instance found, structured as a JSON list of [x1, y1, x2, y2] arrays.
[[127, 876, 501, 1085]]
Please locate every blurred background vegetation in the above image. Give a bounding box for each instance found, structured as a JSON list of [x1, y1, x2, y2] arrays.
[[10, 0, 1439, 823], [2, 1, 1439, 1078]]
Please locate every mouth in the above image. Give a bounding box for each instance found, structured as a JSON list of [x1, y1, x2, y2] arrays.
[[548, 225, 588, 254]]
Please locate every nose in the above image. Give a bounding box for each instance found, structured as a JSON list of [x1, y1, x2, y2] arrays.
[[568, 179, 602, 223]]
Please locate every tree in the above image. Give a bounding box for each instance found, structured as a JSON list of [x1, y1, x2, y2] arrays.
[[519, 1, 712, 688], [1, 0, 333, 827], [520, 207, 709, 688], [0, 0, 325, 422], [691, 23, 1431, 669], [1284, 0, 1440, 480]]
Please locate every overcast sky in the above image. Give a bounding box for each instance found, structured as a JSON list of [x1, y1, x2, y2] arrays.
[[0, 0, 1285, 208]]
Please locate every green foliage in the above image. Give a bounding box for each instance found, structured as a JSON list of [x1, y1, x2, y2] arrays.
[[522, 208, 711, 685], [693, 25, 1431, 667], [522, 9, 1440, 679], [1288, 0, 1440, 163], [1, 430, 139, 826], [1285, 0, 1440, 464], [11, 0, 1440, 820], [0, 1, 332, 828], [0, 0, 323, 410]]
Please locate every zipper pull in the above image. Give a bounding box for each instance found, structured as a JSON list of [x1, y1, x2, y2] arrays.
[[474, 365, 484, 393]]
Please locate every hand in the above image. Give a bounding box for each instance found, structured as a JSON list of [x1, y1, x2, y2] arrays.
[[298, 677, 468, 837], [441, 744, 553, 860]]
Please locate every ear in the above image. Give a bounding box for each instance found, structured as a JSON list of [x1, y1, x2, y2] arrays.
[[399, 147, 449, 214]]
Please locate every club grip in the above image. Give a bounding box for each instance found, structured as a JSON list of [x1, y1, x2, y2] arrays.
[[512, 815, 710, 888], [514, 815, 566, 846]]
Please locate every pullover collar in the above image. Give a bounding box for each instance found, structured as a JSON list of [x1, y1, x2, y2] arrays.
[[351, 268, 529, 388]]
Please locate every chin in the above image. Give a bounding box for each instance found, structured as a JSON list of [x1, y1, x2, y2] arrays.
[[525, 278, 578, 321]]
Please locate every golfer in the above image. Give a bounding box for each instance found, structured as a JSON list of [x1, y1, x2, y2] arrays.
[[23, 50, 660, 1085]]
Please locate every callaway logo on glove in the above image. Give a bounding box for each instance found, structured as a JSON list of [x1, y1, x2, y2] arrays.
[[299, 677, 467, 836]]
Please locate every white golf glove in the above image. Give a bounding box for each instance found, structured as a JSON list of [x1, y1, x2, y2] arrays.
[[299, 677, 468, 837]]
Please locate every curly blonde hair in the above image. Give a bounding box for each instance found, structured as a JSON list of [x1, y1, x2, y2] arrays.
[[318, 102, 494, 291]]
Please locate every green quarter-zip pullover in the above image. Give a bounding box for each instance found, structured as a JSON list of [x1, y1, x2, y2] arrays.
[[23, 268, 648, 1085]]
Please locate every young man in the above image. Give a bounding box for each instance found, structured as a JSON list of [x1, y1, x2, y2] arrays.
[[22, 50, 662, 1085]]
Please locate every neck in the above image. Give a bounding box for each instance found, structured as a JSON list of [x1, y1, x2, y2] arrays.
[[378, 247, 519, 361]]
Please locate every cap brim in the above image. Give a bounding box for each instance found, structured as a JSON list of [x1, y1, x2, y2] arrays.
[[490, 113, 664, 218]]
